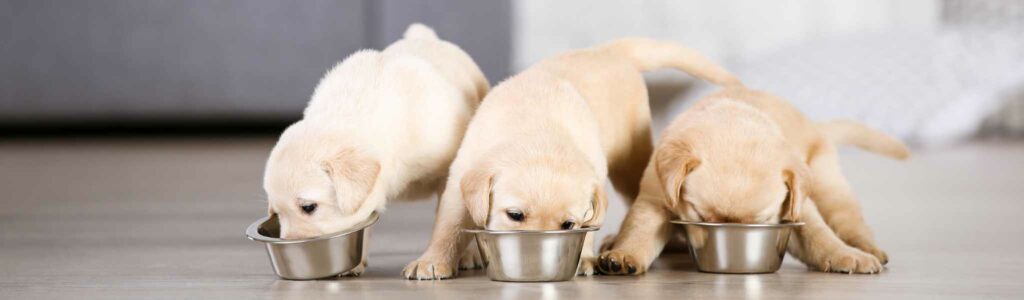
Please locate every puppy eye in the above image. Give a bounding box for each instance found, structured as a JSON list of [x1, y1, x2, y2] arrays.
[[560, 221, 575, 230], [300, 203, 318, 215], [506, 209, 524, 222]]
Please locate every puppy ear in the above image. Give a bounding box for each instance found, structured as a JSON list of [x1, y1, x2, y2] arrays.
[[322, 149, 381, 213], [583, 184, 608, 226], [781, 164, 809, 222], [654, 140, 700, 210], [461, 167, 495, 227]]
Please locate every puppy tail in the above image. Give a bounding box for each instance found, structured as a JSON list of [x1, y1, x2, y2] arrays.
[[403, 23, 438, 40], [600, 38, 743, 87], [818, 120, 911, 160]]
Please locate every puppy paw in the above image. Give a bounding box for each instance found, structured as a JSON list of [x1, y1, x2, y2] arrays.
[[858, 246, 889, 265], [577, 256, 598, 276], [402, 258, 455, 280], [459, 245, 486, 270], [846, 239, 890, 266], [599, 233, 617, 252], [819, 247, 883, 274], [341, 260, 367, 277], [598, 250, 645, 275]]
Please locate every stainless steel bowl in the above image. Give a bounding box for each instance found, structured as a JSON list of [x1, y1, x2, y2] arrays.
[[465, 227, 599, 282], [245, 213, 378, 280], [670, 220, 803, 274]]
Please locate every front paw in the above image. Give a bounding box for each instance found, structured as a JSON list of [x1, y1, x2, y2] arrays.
[[860, 246, 889, 265], [598, 250, 646, 275], [402, 257, 455, 280], [340, 260, 367, 277], [577, 256, 598, 276], [818, 247, 883, 274], [846, 239, 890, 265]]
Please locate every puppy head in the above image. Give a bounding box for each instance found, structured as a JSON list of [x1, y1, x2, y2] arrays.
[[655, 137, 806, 225], [263, 123, 381, 239], [461, 155, 606, 231]]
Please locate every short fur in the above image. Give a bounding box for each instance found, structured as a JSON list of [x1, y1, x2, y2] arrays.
[[402, 38, 740, 280], [599, 87, 908, 275], [262, 24, 489, 274]]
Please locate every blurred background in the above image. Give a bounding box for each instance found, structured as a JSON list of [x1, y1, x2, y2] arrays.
[[2, 1, 1024, 298], [4, 0, 1022, 145]]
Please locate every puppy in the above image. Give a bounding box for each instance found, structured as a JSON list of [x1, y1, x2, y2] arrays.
[[262, 24, 489, 273], [402, 38, 741, 280], [599, 88, 908, 275]]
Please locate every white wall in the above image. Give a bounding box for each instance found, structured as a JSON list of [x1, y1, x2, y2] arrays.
[[512, 0, 940, 71]]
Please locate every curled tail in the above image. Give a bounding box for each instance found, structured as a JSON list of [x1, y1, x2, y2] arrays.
[[600, 38, 743, 87], [403, 23, 438, 40], [818, 120, 910, 160]]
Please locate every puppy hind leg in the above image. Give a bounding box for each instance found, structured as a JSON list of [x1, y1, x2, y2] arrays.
[[608, 130, 653, 204], [808, 143, 889, 264], [788, 200, 882, 274]]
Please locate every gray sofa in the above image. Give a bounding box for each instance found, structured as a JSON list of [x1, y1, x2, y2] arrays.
[[1, 0, 510, 125]]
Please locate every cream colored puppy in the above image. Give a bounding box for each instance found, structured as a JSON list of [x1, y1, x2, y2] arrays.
[[599, 88, 908, 275], [262, 24, 489, 273], [402, 38, 742, 280]]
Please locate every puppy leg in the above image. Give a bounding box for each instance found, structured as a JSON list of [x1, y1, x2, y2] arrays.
[[342, 223, 373, 277], [598, 193, 672, 275], [577, 232, 598, 275], [341, 260, 367, 277], [808, 143, 888, 264], [788, 200, 883, 274], [402, 183, 471, 280], [599, 232, 617, 252], [608, 128, 653, 203], [430, 183, 485, 271], [458, 238, 486, 270]]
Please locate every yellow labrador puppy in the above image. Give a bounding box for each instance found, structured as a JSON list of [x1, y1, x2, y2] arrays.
[[403, 38, 741, 280], [262, 24, 489, 273], [599, 87, 908, 275]]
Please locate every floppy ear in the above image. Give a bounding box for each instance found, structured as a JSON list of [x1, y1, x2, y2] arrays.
[[781, 164, 809, 222], [654, 140, 700, 210], [583, 184, 608, 227], [322, 149, 381, 213], [461, 167, 495, 227]]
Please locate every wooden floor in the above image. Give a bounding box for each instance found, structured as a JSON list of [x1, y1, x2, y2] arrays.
[[1, 137, 1022, 299]]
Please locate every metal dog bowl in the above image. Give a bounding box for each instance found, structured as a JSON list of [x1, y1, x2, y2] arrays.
[[464, 227, 599, 282], [671, 220, 803, 274], [246, 212, 378, 280]]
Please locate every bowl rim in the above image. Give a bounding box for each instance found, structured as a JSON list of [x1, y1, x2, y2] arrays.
[[670, 220, 804, 228], [462, 226, 600, 235], [245, 212, 379, 244]]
